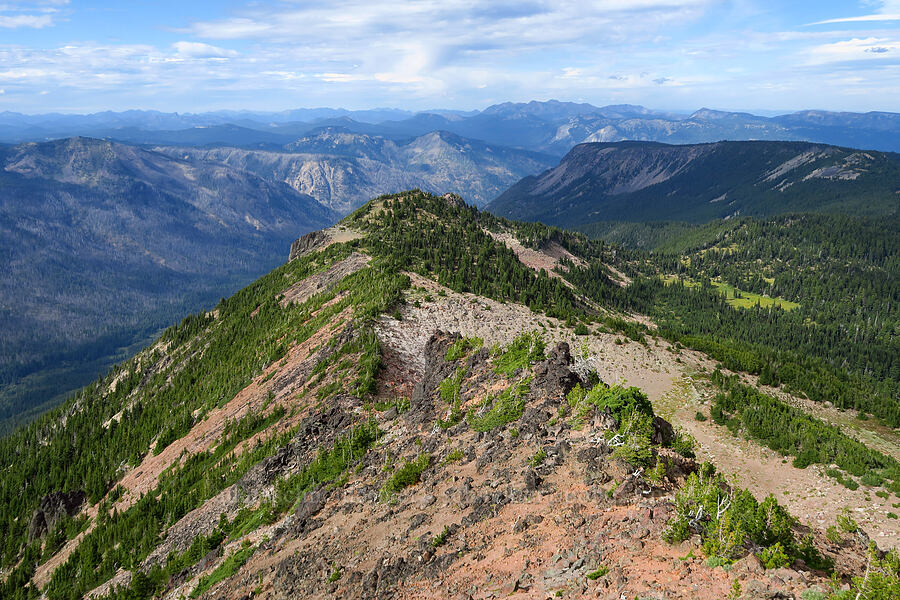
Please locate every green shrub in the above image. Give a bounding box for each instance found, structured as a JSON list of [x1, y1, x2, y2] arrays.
[[586, 565, 609, 580], [443, 449, 464, 465], [381, 454, 431, 501], [759, 542, 791, 569], [837, 510, 859, 533], [446, 337, 483, 361], [529, 448, 547, 467], [190, 541, 255, 598], [431, 526, 450, 548], [672, 431, 697, 459], [492, 331, 545, 375], [695, 411, 707, 422], [439, 367, 467, 404], [468, 378, 531, 432], [826, 526, 842, 543], [666, 468, 807, 565]]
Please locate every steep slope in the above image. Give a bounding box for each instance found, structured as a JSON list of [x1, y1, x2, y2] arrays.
[[0, 137, 337, 431], [488, 140, 900, 226], [2, 191, 898, 600], [156, 128, 556, 212]]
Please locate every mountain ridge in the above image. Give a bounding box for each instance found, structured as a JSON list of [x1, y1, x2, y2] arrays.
[[1, 191, 897, 600], [6, 101, 900, 155], [487, 139, 900, 226]]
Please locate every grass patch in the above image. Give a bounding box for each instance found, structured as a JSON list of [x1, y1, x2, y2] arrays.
[[661, 275, 799, 311]]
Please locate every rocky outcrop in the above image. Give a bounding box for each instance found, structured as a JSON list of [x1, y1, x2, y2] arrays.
[[28, 490, 86, 541], [289, 229, 332, 261]]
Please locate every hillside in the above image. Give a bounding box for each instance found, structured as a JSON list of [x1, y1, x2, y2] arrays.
[[156, 128, 556, 212], [1, 191, 898, 600], [488, 141, 900, 226], [0, 137, 337, 433]]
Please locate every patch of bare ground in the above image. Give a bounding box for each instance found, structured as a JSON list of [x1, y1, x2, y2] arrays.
[[661, 375, 900, 551], [377, 272, 694, 402], [485, 230, 585, 278], [280, 252, 370, 307]]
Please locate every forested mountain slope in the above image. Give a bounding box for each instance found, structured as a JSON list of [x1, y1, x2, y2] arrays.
[[488, 140, 900, 226], [1, 191, 897, 600], [0, 137, 337, 433]]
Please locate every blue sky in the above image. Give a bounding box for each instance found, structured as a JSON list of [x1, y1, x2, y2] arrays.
[[0, 1, 898, 113]]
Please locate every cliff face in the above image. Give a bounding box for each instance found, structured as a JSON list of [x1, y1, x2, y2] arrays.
[[488, 140, 900, 226]]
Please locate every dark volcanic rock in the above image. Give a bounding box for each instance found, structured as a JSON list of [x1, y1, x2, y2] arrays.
[[289, 229, 331, 261], [28, 490, 86, 541], [407, 331, 463, 425], [531, 342, 583, 403], [651, 416, 676, 446]]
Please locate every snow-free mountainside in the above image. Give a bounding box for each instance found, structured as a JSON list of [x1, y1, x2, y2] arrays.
[[2, 192, 898, 600]]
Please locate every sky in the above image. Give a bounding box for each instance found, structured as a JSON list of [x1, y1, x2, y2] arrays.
[[0, 0, 898, 114]]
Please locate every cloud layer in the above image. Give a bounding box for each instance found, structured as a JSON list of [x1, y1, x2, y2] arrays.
[[0, 1, 898, 112]]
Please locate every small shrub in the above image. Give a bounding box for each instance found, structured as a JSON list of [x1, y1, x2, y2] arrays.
[[431, 526, 450, 548], [468, 378, 531, 432], [381, 454, 431, 501], [443, 449, 464, 465], [573, 323, 589, 336], [826, 526, 842, 543], [529, 448, 547, 467], [439, 367, 467, 404], [492, 331, 545, 375], [328, 565, 342, 583], [888, 512, 898, 520], [759, 542, 791, 569], [672, 431, 697, 459], [445, 336, 483, 361], [837, 510, 859, 533], [586, 565, 609, 580], [694, 411, 707, 422], [705, 556, 728, 568]]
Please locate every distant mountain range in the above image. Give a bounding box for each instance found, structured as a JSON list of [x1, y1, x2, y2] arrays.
[[0, 137, 336, 431], [157, 128, 556, 212], [4, 100, 900, 155], [487, 140, 900, 226]]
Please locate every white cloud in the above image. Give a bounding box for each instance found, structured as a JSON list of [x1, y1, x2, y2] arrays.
[[810, 13, 900, 25], [0, 0, 68, 28], [809, 0, 900, 25], [806, 37, 899, 65], [172, 41, 238, 59], [0, 13, 53, 28]]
